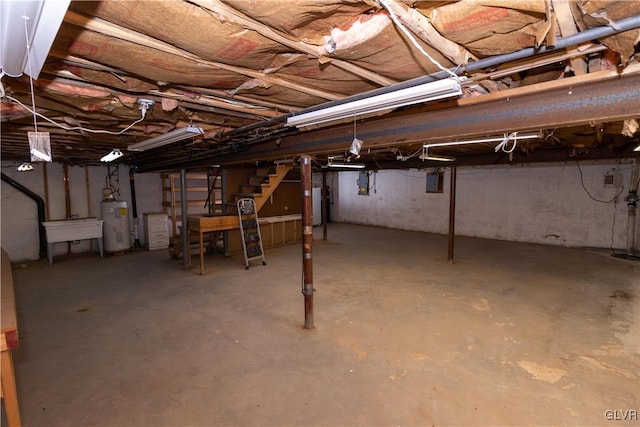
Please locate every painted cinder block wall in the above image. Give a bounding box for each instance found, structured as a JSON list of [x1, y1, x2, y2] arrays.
[[333, 159, 639, 250], [1, 162, 162, 262]]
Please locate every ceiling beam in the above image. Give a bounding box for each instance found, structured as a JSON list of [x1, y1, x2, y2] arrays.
[[149, 69, 640, 170]]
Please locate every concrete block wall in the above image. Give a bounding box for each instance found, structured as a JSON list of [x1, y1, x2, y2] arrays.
[[1, 162, 162, 262], [333, 159, 639, 250]]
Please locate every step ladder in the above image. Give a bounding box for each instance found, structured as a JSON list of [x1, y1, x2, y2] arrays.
[[237, 198, 266, 270]]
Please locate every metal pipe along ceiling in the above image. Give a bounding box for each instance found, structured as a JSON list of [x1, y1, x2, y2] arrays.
[[217, 14, 640, 140]]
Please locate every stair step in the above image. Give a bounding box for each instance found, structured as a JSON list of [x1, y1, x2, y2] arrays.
[[233, 193, 255, 199], [256, 168, 273, 175], [242, 184, 262, 194], [248, 175, 268, 185]]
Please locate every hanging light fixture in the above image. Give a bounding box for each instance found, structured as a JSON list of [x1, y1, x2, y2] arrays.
[[17, 162, 34, 172], [127, 125, 204, 151], [423, 132, 542, 150], [0, 0, 71, 79], [326, 157, 365, 169], [420, 132, 543, 161], [286, 78, 463, 128], [421, 154, 456, 162], [100, 149, 123, 162]]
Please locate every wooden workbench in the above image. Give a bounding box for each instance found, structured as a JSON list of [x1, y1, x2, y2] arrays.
[[187, 214, 240, 275], [186, 214, 303, 275], [1, 249, 22, 427]]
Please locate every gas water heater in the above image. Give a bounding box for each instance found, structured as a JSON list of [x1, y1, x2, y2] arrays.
[[101, 201, 131, 252]]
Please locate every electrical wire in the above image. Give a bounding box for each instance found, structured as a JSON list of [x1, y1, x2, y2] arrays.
[[397, 146, 424, 161], [495, 132, 519, 153], [493, 132, 524, 153], [575, 160, 625, 203], [378, 0, 461, 81], [23, 15, 39, 134], [3, 94, 146, 135]]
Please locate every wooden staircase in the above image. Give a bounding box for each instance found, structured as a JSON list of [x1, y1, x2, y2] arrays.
[[232, 164, 293, 212]]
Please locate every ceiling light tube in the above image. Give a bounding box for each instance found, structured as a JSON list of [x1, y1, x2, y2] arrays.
[[0, 0, 71, 79], [327, 162, 366, 169], [420, 146, 456, 162], [127, 125, 204, 151], [327, 157, 365, 169], [423, 132, 542, 149], [101, 149, 123, 162], [422, 155, 456, 162], [286, 78, 462, 128]]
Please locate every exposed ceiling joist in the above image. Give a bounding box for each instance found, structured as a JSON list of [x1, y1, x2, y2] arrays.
[[191, 0, 397, 87], [63, 10, 344, 101]]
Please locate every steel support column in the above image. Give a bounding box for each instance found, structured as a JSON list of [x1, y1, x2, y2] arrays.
[[301, 155, 314, 329], [448, 166, 457, 264], [322, 170, 328, 241], [129, 168, 141, 248], [180, 169, 189, 270], [63, 163, 71, 255]]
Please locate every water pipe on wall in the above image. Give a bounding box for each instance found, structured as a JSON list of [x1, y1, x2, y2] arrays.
[[625, 159, 640, 257]]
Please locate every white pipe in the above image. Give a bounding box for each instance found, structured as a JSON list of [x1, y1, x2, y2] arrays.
[[626, 159, 640, 255]]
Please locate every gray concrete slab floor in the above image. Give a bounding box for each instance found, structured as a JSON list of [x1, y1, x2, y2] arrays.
[[4, 223, 640, 426]]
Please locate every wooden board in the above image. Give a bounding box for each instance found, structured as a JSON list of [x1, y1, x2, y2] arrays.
[[1, 249, 17, 339], [188, 214, 239, 232]]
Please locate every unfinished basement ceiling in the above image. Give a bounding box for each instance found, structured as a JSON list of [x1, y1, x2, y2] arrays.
[[1, 0, 640, 171]]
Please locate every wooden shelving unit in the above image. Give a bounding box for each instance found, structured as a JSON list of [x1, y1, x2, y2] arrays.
[[162, 168, 223, 243]]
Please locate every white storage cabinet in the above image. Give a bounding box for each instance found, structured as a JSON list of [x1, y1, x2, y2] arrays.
[[144, 213, 170, 250]]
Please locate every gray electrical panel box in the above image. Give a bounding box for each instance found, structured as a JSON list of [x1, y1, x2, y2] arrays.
[[426, 172, 444, 193], [604, 171, 623, 188], [357, 171, 369, 195]]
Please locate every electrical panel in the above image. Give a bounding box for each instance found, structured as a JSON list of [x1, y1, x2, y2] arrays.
[[357, 171, 369, 195], [604, 171, 623, 188], [426, 172, 444, 193]]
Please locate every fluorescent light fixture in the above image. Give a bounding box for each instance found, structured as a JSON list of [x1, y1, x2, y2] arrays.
[[327, 162, 365, 169], [420, 146, 456, 162], [327, 156, 365, 169], [17, 162, 34, 171], [0, 0, 71, 78], [286, 78, 463, 128], [634, 144, 640, 152], [422, 155, 456, 162], [419, 132, 542, 161], [423, 132, 542, 150], [127, 125, 204, 151], [101, 149, 123, 162]]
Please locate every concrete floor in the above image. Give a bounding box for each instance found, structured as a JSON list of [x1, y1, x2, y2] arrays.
[[4, 223, 639, 426]]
